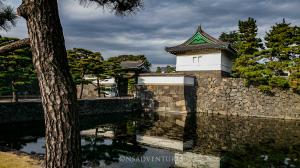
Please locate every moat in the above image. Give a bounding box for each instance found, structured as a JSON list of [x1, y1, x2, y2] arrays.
[[0, 112, 300, 168]]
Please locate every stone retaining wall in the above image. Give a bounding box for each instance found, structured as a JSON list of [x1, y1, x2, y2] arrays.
[[0, 98, 141, 124], [77, 84, 99, 99], [137, 74, 300, 119], [196, 77, 300, 119], [137, 85, 195, 113]]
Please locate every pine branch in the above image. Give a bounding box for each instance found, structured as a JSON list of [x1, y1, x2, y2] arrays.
[[79, 0, 143, 15], [0, 38, 30, 54]]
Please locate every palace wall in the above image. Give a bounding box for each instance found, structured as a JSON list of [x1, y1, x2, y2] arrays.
[[196, 77, 300, 119], [138, 85, 195, 113], [138, 74, 300, 119], [137, 74, 196, 114], [77, 84, 99, 99]]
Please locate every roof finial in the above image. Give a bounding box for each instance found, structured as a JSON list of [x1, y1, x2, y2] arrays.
[[197, 25, 202, 32]]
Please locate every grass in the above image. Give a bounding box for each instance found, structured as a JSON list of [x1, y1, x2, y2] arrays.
[[0, 152, 41, 168]]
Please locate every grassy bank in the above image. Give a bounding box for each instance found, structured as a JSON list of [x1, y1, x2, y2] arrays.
[[0, 152, 41, 168]]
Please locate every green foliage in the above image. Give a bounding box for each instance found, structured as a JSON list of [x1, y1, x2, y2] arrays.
[[67, 51, 151, 97], [258, 85, 272, 93], [0, 4, 16, 31], [67, 48, 106, 98], [264, 20, 300, 91], [237, 17, 264, 55], [156, 65, 175, 73], [79, 0, 143, 16], [265, 19, 299, 61], [232, 18, 264, 86], [128, 78, 136, 95], [67, 48, 104, 85], [219, 31, 239, 49], [106, 54, 151, 96], [223, 18, 299, 93], [268, 77, 290, 89], [156, 67, 161, 73], [0, 37, 36, 98], [165, 65, 175, 73], [105, 54, 151, 78]]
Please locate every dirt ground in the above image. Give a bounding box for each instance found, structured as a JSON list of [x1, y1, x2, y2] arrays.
[[0, 152, 41, 168]]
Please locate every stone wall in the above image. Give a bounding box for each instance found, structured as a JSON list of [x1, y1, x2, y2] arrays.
[[196, 77, 300, 119], [77, 84, 99, 99], [137, 85, 195, 114], [0, 98, 141, 124], [137, 74, 300, 119], [182, 70, 231, 78]]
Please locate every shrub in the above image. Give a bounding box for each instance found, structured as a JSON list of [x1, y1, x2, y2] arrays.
[[268, 77, 290, 89], [258, 85, 272, 94]]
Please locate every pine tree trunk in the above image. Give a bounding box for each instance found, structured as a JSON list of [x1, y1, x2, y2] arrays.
[[97, 78, 101, 97], [80, 82, 84, 99], [18, 1, 81, 168], [11, 81, 18, 103], [79, 72, 85, 99]]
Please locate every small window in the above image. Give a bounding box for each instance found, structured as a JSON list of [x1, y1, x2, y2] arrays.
[[193, 57, 197, 63], [198, 56, 202, 63]]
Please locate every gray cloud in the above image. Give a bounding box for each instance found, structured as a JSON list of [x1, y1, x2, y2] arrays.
[[1, 0, 300, 65]]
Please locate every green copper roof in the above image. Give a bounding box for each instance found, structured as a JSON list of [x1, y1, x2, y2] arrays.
[[187, 32, 214, 45], [165, 25, 237, 55]]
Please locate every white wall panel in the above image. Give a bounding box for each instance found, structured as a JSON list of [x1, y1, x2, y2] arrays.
[[138, 76, 194, 85]]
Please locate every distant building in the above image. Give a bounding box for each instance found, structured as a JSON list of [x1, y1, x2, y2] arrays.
[[120, 60, 149, 75], [165, 26, 236, 77], [156, 65, 176, 73]]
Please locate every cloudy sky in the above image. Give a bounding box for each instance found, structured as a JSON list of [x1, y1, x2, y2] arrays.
[[2, 0, 300, 68]]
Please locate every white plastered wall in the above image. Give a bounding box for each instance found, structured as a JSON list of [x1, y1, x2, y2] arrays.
[[175, 51, 233, 73]]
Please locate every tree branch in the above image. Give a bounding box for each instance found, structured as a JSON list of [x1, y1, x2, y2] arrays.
[[0, 38, 30, 54], [80, 0, 143, 15]]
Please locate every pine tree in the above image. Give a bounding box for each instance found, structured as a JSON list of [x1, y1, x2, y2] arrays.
[[67, 48, 104, 99], [2, 0, 142, 167], [232, 17, 267, 88], [156, 67, 162, 73], [219, 31, 239, 49], [237, 17, 263, 55], [88, 52, 107, 97], [0, 37, 35, 102], [265, 19, 300, 92], [0, 2, 16, 31], [166, 65, 176, 73]]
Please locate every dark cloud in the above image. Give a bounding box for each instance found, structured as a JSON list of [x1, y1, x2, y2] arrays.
[[2, 0, 300, 65]]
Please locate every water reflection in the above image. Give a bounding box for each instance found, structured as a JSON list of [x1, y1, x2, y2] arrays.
[[0, 112, 300, 167], [194, 113, 300, 167]]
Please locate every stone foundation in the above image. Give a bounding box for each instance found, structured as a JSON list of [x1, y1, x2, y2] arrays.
[[137, 74, 196, 114], [77, 84, 99, 99], [196, 78, 300, 119], [137, 74, 300, 119], [182, 70, 231, 78], [137, 85, 195, 113]]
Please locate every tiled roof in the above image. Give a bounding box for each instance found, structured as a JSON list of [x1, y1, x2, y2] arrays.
[[120, 60, 144, 69], [165, 26, 236, 55]]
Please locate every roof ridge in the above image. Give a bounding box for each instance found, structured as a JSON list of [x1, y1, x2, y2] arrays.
[[199, 28, 226, 45], [165, 25, 236, 55]]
